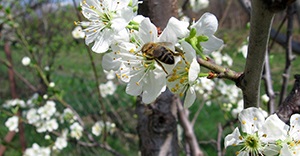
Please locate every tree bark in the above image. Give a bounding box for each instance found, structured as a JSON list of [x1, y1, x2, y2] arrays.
[[238, 0, 275, 108], [276, 75, 300, 124]]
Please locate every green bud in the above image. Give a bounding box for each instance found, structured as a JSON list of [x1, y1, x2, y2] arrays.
[[197, 35, 209, 42]]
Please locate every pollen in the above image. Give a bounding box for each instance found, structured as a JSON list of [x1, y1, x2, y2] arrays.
[[149, 30, 152, 34], [116, 74, 120, 79], [129, 49, 135, 53], [242, 120, 246, 125], [136, 82, 140, 86], [185, 67, 189, 72], [262, 134, 267, 137], [239, 136, 243, 140], [74, 21, 78, 25], [90, 5, 96, 9], [253, 117, 257, 121]]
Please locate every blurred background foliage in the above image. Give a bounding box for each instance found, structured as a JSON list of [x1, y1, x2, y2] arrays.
[[1, 0, 300, 155]]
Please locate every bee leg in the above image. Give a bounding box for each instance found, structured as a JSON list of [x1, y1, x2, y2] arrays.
[[155, 60, 169, 75], [173, 51, 188, 65]]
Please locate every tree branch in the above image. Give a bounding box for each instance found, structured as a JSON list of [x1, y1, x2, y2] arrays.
[[238, 0, 275, 108], [176, 98, 203, 156], [279, 5, 296, 105], [197, 57, 241, 81]]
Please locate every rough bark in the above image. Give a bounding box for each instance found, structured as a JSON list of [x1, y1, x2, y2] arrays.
[[136, 90, 178, 156], [276, 75, 300, 124]]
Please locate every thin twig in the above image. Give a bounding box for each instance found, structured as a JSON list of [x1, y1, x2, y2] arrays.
[[191, 99, 206, 126], [262, 52, 276, 114], [176, 97, 203, 156], [217, 123, 223, 156], [279, 5, 295, 105], [197, 57, 242, 82]]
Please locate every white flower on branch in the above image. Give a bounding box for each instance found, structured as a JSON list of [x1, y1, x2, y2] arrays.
[[77, 0, 135, 53], [103, 17, 188, 104], [38, 101, 56, 120], [99, 80, 117, 98], [70, 122, 83, 140], [24, 143, 51, 156], [5, 116, 19, 132], [22, 56, 31, 66]]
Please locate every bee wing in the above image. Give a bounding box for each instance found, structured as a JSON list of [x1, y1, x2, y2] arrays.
[[157, 42, 175, 51], [157, 42, 173, 47]]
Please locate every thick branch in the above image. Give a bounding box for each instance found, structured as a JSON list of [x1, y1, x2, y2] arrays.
[[238, 0, 274, 108]]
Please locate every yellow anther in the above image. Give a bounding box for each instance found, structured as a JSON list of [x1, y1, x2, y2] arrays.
[[242, 120, 246, 125]]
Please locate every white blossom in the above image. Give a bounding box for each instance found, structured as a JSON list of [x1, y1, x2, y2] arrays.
[[3, 99, 26, 108], [38, 101, 56, 120], [99, 80, 117, 98], [103, 17, 188, 104], [53, 137, 67, 150], [22, 56, 31, 66], [190, 0, 209, 12], [239, 44, 248, 58], [78, 0, 135, 53], [49, 82, 55, 88], [72, 26, 85, 39], [26, 108, 40, 125], [24, 143, 51, 156], [167, 41, 200, 108], [5, 116, 19, 132], [190, 13, 223, 54], [70, 122, 83, 140]]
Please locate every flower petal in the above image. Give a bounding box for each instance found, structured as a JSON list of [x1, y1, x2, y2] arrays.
[[200, 35, 223, 54], [183, 87, 196, 108], [188, 58, 200, 83], [238, 107, 265, 134], [289, 114, 300, 141], [159, 17, 189, 44], [139, 18, 158, 44], [258, 114, 288, 143], [192, 12, 218, 36], [142, 69, 166, 104], [224, 127, 242, 148]]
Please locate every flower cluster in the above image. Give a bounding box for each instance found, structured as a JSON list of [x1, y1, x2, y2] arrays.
[[2, 96, 84, 155], [78, 0, 224, 107], [225, 107, 300, 156]]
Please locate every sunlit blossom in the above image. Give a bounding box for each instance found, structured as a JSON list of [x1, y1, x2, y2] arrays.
[[103, 17, 188, 104], [224, 107, 296, 156], [167, 41, 200, 108], [190, 13, 223, 54], [77, 0, 135, 53]]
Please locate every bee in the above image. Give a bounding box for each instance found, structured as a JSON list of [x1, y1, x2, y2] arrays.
[[141, 42, 183, 74]]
